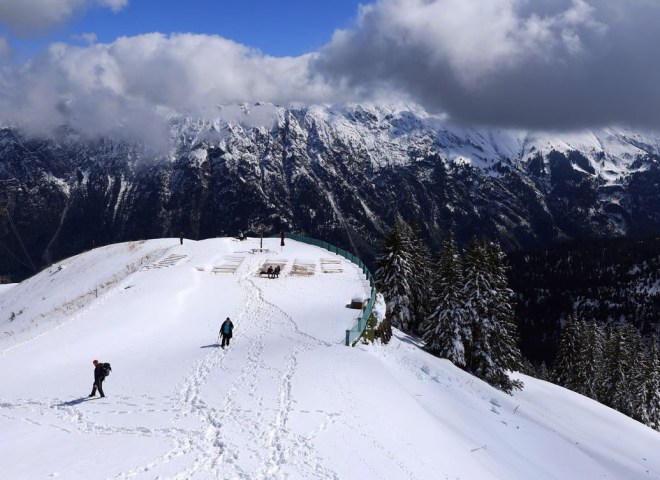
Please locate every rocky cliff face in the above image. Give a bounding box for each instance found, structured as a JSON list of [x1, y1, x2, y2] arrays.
[[2, 103, 660, 281]]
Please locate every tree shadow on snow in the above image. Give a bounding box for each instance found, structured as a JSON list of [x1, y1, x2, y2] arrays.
[[394, 331, 424, 348], [200, 343, 222, 349]]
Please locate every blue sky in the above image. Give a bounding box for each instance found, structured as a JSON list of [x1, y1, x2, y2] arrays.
[[1, 0, 660, 133], [5, 0, 365, 61]]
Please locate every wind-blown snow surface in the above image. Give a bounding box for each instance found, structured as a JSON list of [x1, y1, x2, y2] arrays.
[[1, 238, 659, 480]]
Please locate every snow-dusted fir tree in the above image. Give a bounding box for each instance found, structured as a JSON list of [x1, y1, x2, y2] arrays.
[[484, 241, 523, 380], [600, 325, 641, 416], [631, 338, 660, 430], [375, 219, 414, 331], [574, 320, 605, 400], [461, 239, 491, 376], [554, 315, 583, 392], [423, 231, 467, 366], [461, 238, 522, 393], [638, 339, 660, 431], [407, 222, 436, 335]]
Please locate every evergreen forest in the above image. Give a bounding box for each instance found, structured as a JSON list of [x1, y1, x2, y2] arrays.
[[374, 222, 660, 431]]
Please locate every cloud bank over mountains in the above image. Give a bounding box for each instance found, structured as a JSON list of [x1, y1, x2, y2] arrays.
[[0, 34, 332, 140], [317, 0, 660, 129], [1, 0, 660, 138]]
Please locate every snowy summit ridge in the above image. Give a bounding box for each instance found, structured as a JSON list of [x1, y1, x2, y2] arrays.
[[1, 237, 659, 479], [171, 102, 660, 182]]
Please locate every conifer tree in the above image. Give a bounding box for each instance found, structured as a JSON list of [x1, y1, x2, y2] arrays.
[[375, 219, 414, 331], [554, 315, 583, 392], [620, 326, 644, 417], [462, 238, 522, 393], [537, 362, 551, 382], [631, 339, 657, 427], [423, 231, 467, 366], [485, 241, 523, 376], [407, 221, 436, 335], [600, 325, 640, 416], [461, 238, 491, 377], [575, 320, 605, 400], [641, 339, 660, 431]]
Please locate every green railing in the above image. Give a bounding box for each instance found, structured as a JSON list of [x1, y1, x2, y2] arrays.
[[282, 233, 375, 346]]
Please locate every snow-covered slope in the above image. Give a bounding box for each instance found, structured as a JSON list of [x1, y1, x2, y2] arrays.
[[1, 240, 659, 479]]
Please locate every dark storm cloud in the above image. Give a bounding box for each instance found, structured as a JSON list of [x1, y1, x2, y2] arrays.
[[314, 0, 660, 129]]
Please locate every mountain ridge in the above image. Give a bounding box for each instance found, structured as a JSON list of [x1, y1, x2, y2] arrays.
[[2, 103, 660, 281]]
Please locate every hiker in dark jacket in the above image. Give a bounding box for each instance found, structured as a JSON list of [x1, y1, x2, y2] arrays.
[[89, 359, 111, 398], [220, 317, 234, 348]]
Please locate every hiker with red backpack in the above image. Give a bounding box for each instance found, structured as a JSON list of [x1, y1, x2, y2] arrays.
[[89, 359, 111, 398]]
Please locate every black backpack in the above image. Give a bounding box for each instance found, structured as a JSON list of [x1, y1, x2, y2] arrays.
[[100, 363, 112, 377]]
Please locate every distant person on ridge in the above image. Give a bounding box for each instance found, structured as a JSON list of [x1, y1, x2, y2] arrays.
[[89, 359, 111, 398], [179, 232, 184, 245], [220, 317, 234, 348]]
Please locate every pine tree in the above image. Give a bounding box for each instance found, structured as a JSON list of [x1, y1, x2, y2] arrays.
[[423, 231, 467, 366], [554, 315, 583, 392], [375, 219, 414, 331], [407, 221, 436, 335], [461, 238, 492, 377], [600, 325, 640, 416], [461, 238, 522, 393], [641, 339, 660, 431], [574, 320, 605, 400], [621, 326, 644, 417], [632, 339, 654, 427], [484, 241, 523, 376], [537, 362, 551, 381]]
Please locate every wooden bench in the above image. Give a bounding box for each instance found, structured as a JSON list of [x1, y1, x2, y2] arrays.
[[321, 257, 343, 273], [258, 259, 287, 277], [290, 259, 316, 276]]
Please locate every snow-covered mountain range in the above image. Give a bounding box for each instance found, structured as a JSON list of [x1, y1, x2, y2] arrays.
[[1, 237, 659, 479], [2, 103, 660, 281]]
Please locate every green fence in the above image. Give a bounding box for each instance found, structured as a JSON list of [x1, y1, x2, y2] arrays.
[[282, 233, 376, 346]]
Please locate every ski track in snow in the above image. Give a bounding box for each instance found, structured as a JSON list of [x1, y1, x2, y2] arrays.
[[108, 253, 339, 479], [5, 239, 660, 480], [0, 252, 344, 479]]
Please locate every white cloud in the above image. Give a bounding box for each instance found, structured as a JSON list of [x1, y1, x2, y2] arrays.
[[0, 33, 335, 140], [72, 32, 98, 44], [98, 0, 128, 13], [0, 0, 127, 36]]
